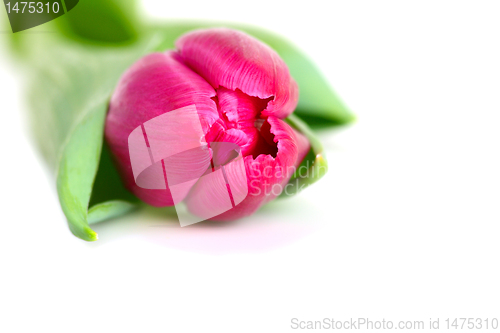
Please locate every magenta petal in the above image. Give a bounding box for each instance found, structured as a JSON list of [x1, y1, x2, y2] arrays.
[[106, 52, 218, 206], [210, 141, 241, 167], [184, 154, 248, 220], [217, 87, 265, 124], [106, 28, 310, 221], [162, 146, 212, 189], [163, 146, 213, 205], [207, 117, 300, 220], [176, 28, 299, 119]]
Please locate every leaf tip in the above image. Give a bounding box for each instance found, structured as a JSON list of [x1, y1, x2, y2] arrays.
[[314, 154, 328, 179], [83, 226, 99, 242], [69, 223, 99, 242]]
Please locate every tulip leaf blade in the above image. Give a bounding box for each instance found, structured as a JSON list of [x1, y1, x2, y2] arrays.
[[25, 33, 149, 241], [88, 200, 137, 225], [54, 0, 141, 45], [7, 0, 141, 57], [56, 101, 107, 241]]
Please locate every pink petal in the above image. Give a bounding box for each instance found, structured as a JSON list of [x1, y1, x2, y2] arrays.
[[214, 87, 289, 160], [183, 167, 236, 219], [205, 120, 249, 152], [184, 148, 248, 220], [216, 87, 266, 124], [209, 141, 241, 167], [106, 29, 310, 219], [186, 117, 303, 221], [163, 146, 213, 206], [176, 28, 299, 119], [106, 52, 218, 206]]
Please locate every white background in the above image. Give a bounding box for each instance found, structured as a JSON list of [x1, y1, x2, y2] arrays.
[[1, 1, 499, 332]]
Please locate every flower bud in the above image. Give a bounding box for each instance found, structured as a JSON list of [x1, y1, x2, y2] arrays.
[[105, 28, 310, 221]]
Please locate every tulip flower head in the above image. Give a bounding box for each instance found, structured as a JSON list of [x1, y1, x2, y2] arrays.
[[105, 28, 310, 224]]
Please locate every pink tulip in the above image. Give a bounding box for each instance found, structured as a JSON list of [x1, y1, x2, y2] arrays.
[[105, 28, 310, 221]]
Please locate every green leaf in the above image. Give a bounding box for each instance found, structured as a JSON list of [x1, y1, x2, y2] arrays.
[[56, 101, 106, 241], [6, 0, 141, 57], [54, 0, 142, 45], [24, 34, 151, 240], [12, 21, 349, 240], [88, 200, 136, 225], [281, 113, 328, 197]]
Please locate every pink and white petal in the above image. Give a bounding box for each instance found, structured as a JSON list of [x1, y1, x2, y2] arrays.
[[176, 28, 298, 119]]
